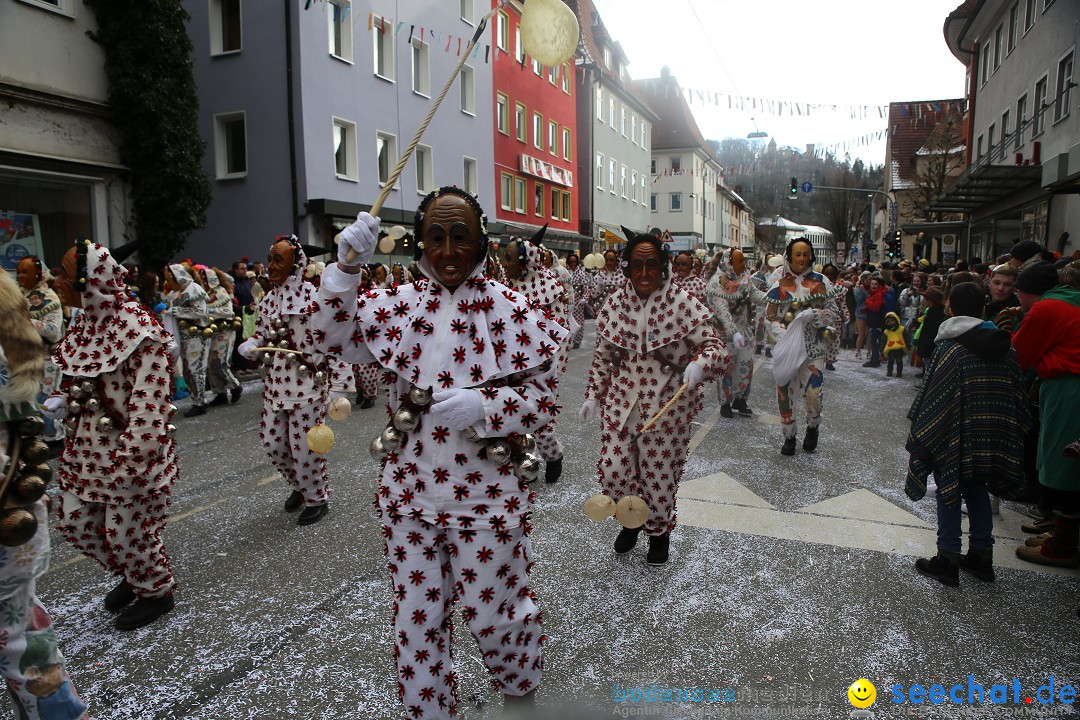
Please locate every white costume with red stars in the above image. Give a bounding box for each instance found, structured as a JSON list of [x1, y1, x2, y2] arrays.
[[585, 274, 729, 537], [503, 241, 571, 466], [568, 265, 592, 348], [588, 268, 622, 318], [243, 245, 351, 509], [309, 256, 564, 719], [674, 272, 706, 302], [52, 243, 178, 601]]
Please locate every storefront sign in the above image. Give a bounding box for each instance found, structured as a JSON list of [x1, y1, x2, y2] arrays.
[[0, 211, 43, 272], [519, 154, 573, 188]]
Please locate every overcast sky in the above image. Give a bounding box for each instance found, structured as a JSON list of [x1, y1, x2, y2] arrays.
[[589, 0, 968, 166]]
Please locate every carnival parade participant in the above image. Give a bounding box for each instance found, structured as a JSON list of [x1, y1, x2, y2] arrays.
[[567, 253, 592, 349], [764, 238, 840, 456], [309, 187, 564, 718], [581, 228, 728, 565], [353, 263, 392, 409], [588, 249, 623, 318], [16, 256, 65, 443], [706, 247, 765, 418], [501, 226, 571, 482], [672, 251, 706, 300], [164, 263, 212, 417], [237, 237, 351, 526], [0, 268, 91, 718], [200, 267, 243, 407], [820, 264, 847, 371], [47, 240, 179, 630]]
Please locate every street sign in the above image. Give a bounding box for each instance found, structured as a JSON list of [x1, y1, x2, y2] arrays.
[[801, 182, 813, 193], [836, 242, 846, 253]]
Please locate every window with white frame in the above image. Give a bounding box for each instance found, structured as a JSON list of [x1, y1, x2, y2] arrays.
[[650, 194, 657, 212], [551, 188, 559, 219], [376, 131, 397, 186], [976, 134, 984, 160], [211, 0, 243, 55], [1002, 109, 1011, 149], [632, 115, 638, 144], [671, 156, 681, 172], [414, 145, 433, 195], [411, 38, 430, 96], [561, 191, 571, 222], [548, 66, 557, 85], [608, 159, 616, 194], [333, 117, 357, 180], [460, 64, 475, 115], [650, 158, 656, 174], [500, 173, 513, 210], [214, 112, 247, 178], [561, 64, 570, 93], [1008, 2, 1018, 54], [463, 157, 478, 195], [373, 15, 394, 80], [515, 103, 527, 142], [515, 26, 524, 64], [1024, 0, 1036, 32], [630, 170, 638, 203], [534, 182, 545, 217], [533, 112, 543, 149], [994, 24, 1003, 70], [496, 11, 508, 51], [620, 107, 627, 136], [17, 0, 75, 16], [1054, 51, 1073, 123], [620, 164, 627, 198], [609, 98, 616, 128], [641, 122, 648, 149], [670, 193, 682, 211], [1016, 94, 1028, 148], [562, 128, 571, 161], [640, 175, 646, 202], [1033, 75, 1048, 135], [980, 45, 990, 85], [460, 0, 473, 25], [988, 123, 997, 158], [496, 93, 509, 134], [548, 121, 557, 155], [532, 58, 542, 76], [596, 153, 604, 191], [603, 46, 612, 69], [596, 87, 604, 121], [514, 177, 526, 213]]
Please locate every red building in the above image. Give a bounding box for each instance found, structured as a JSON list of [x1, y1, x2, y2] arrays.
[[489, 0, 585, 254]]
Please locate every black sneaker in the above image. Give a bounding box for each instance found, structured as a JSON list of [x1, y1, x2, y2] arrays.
[[646, 533, 670, 566], [802, 426, 819, 452], [283, 490, 303, 513], [230, 385, 243, 403], [781, 437, 797, 456], [357, 396, 375, 410], [104, 580, 136, 613], [298, 503, 329, 526], [862, 361, 881, 368], [755, 346, 763, 355], [115, 593, 174, 630], [826, 362, 836, 371], [544, 457, 562, 483], [614, 526, 642, 555], [184, 404, 207, 418], [959, 551, 995, 582], [208, 393, 229, 407], [732, 398, 752, 416], [765, 348, 773, 358], [720, 403, 734, 418], [915, 555, 959, 587]]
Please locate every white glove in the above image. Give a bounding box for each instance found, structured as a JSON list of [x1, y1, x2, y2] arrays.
[[430, 389, 485, 431], [237, 338, 259, 360], [579, 399, 596, 422], [42, 396, 66, 421], [682, 362, 705, 388], [732, 332, 746, 350], [337, 212, 380, 268], [796, 308, 816, 322]]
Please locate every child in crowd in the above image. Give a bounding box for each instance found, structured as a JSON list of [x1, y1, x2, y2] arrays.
[[882, 312, 908, 378]]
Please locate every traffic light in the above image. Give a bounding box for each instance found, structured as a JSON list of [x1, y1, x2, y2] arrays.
[[790, 177, 798, 197], [888, 230, 902, 258]]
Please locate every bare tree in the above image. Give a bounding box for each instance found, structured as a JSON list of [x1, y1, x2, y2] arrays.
[[821, 163, 870, 257], [904, 110, 965, 223]]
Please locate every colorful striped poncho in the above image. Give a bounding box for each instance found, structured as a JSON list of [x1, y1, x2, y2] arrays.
[[905, 320, 1032, 509]]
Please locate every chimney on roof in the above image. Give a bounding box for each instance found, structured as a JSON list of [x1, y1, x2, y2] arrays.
[[661, 65, 671, 79]]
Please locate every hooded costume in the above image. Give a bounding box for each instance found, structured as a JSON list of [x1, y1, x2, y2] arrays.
[[353, 263, 392, 405], [706, 248, 766, 408], [202, 268, 242, 400], [164, 264, 212, 409], [588, 264, 623, 318], [52, 241, 179, 605], [764, 247, 840, 448], [239, 239, 353, 513], [20, 263, 65, 442], [568, 261, 593, 349], [308, 195, 565, 718], [0, 270, 91, 720], [585, 254, 728, 539], [882, 311, 907, 376]]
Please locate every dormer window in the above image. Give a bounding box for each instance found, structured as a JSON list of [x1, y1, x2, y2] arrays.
[[603, 46, 612, 69]]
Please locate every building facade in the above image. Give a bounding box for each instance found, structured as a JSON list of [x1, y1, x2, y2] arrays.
[[1, 0, 133, 269], [934, 0, 1078, 260], [184, 0, 495, 265]]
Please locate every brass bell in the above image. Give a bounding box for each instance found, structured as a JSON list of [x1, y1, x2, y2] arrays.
[[84, 398, 101, 413], [462, 426, 480, 442], [514, 453, 542, 482], [380, 425, 405, 451], [782, 311, 795, 326], [408, 386, 433, 407], [28, 464, 52, 483], [187, 325, 199, 335], [393, 407, 420, 433], [313, 370, 327, 383], [80, 380, 94, 395], [165, 424, 177, 439], [486, 440, 512, 466], [202, 327, 214, 338], [790, 302, 803, 312], [209, 323, 218, 333], [0, 508, 37, 547], [297, 364, 311, 378], [19, 416, 44, 437], [821, 328, 837, 345], [20, 440, 49, 465], [10, 474, 47, 505], [369, 435, 388, 462], [96, 416, 114, 433], [66, 400, 82, 416]]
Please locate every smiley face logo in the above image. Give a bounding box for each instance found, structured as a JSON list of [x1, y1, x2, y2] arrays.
[[848, 679, 876, 709]]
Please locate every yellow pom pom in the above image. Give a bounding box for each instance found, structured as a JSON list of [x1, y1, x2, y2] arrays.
[[583, 494, 616, 522], [306, 423, 335, 454], [614, 495, 649, 528], [328, 397, 352, 421]]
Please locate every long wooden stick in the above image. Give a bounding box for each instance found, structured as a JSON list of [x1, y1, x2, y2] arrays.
[[254, 347, 305, 355], [639, 382, 689, 435], [344, 6, 500, 262]]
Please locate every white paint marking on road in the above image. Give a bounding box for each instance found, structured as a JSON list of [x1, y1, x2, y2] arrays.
[[169, 497, 230, 523], [754, 413, 782, 425], [256, 474, 280, 487], [795, 488, 931, 528], [679, 472, 775, 509]]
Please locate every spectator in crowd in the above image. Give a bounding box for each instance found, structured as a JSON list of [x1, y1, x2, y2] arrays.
[[862, 277, 886, 368], [853, 272, 871, 359], [985, 264, 1020, 324]]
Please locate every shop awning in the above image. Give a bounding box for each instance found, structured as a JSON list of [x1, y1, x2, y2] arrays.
[[927, 164, 1042, 214], [899, 220, 968, 236], [1042, 142, 1080, 195]]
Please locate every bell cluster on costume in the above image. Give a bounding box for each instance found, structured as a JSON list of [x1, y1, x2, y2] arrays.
[[257, 315, 328, 384], [64, 377, 178, 441], [183, 317, 242, 338], [0, 416, 53, 546]]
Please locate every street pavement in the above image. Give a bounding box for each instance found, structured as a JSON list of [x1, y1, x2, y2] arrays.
[[23, 322, 1080, 720]]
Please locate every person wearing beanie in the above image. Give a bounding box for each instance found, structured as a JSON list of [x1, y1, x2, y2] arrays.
[[1009, 239, 1048, 273], [1011, 262, 1080, 568]]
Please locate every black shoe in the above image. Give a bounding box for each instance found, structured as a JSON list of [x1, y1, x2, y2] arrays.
[[115, 593, 174, 630], [720, 403, 734, 419], [298, 503, 329, 526], [802, 426, 819, 452], [104, 581, 136, 613], [862, 361, 880, 368], [230, 385, 243, 403], [208, 393, 229, 407], [731, 398, 752, 416], [614, 526, 643, 555], [897, 370, 903, 378], [755, 346, 763, 355], [184, 404, 207, 418], [646, 533, 670, 566], [283, 490, 303, 513], [545, 457, 562, 483], [765, 348, 772, 358], [959, 551, 995, 582], [572, 343, 581, 349], [826, 362, 836, 371], [915, 555, 959, 587], [357, 396, 375, 410], [887, 369, 893, 377], [781, 437, 797, 456]]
